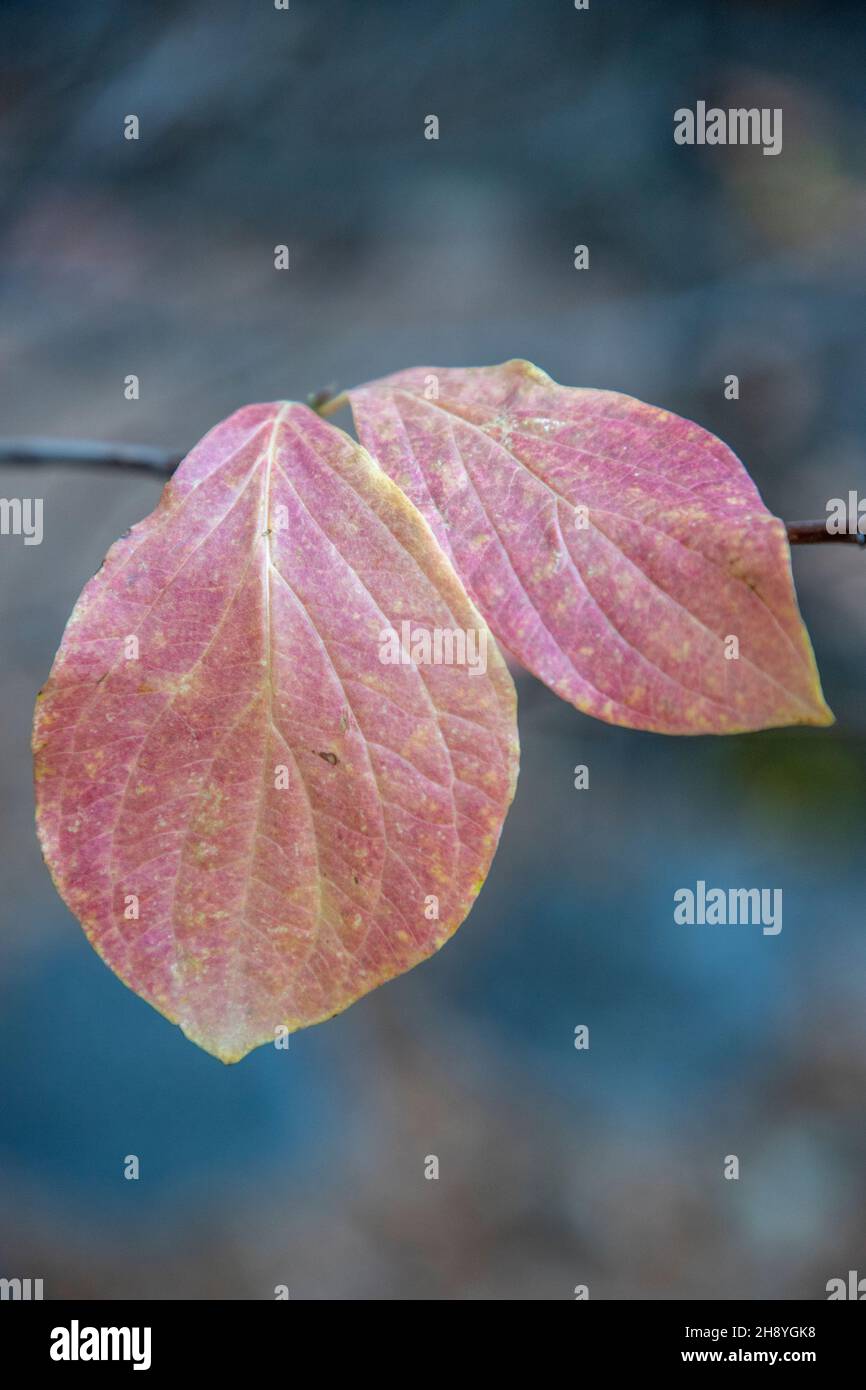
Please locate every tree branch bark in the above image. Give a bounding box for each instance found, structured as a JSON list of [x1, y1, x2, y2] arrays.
[[0, 438, 862, 545], [0, 438, 182, 477], [784, 520, 865, 546]]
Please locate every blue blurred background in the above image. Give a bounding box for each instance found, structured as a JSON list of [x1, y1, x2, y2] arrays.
[[1, 0, 864, 1299]]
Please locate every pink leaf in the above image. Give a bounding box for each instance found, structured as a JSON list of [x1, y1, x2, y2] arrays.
[[33, 404, 518, 1062], [334, 360, 833, 734]]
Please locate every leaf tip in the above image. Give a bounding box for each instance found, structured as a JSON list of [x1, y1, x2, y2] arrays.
[[806, 694, 836, 728]]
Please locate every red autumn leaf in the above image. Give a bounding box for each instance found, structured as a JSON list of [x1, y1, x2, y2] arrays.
[[33, 404, 518, 1062], [332, 360, 833, 735]]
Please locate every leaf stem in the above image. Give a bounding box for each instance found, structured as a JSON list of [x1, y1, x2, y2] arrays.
[[307, 387, 340, 416]]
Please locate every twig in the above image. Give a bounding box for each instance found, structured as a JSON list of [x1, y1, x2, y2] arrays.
[[0, 438, 182, 477], [0, 439, 863, 546], [785, 520, 865, 546]]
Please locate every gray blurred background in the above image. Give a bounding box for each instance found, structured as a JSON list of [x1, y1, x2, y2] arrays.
[[1, 0, 865, 1299]]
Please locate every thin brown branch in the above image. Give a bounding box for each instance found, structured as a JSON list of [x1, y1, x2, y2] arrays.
[[0, 438, 182, 477], [785, 520, 865, 546], [1, 439, 863, 547]]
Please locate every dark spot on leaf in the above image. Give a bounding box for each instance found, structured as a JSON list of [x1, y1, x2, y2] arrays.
[[317, 751, 338, 765]]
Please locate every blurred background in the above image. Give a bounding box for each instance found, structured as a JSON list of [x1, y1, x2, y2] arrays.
[[1, 0, 865, 1299]]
